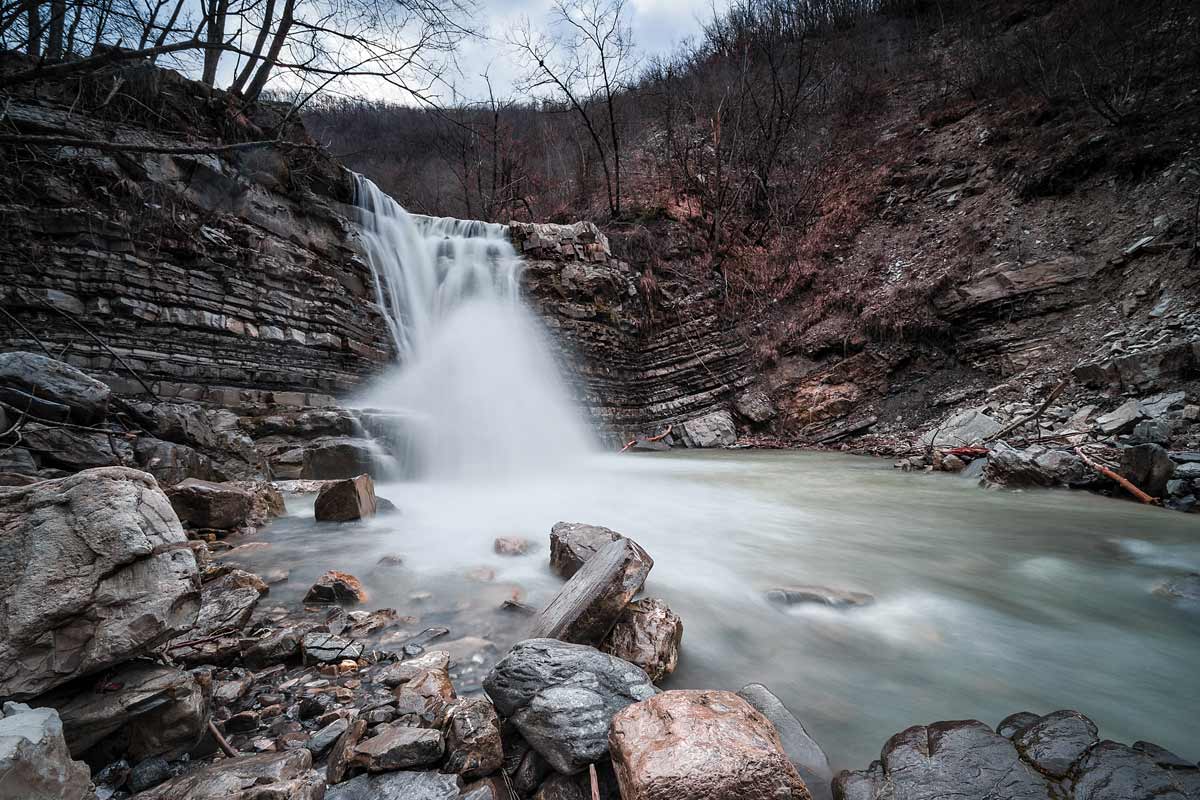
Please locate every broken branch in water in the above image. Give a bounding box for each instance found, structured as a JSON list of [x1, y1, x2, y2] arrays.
[[1074, 447, 1157, 504], [619, 423, 673, 453]]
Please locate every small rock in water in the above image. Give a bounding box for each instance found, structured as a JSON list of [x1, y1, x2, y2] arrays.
[[314, 474, 378, 522], [495, 536, 532, 556], [1154, 573, 1200, 602], [467, 566, 497, 582], [376, 553, 405, 567], [304, 570, 368, 604], [766, 585, 874, 609]]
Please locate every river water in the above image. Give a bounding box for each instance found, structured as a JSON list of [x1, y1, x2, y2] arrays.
[[241, 449, 1200, 770]]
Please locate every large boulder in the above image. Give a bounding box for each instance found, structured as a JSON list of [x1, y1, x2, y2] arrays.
[[738, 684, 833, 800], [442, 697, 504, 780], [529, 537, 653, 646], [1011, 710, 1098, 779], [0, 702, 91, 800], [549, 522, 623, 579], [166, 478, 254, 531], [20, 425, 131, 471], [315, 474, 378, 522], [600, 598, 683, 683], [43, 661, 208, 761], [0, 467, 200, 700], [134, 750, 325, 800], [1121, 444, 1176, 497], [483, 638, 656, 775], [678, 410, 737, 448], [609, 690, 812, 800], [0, 351, 111, 424], [1072, 741, 1199, 800], [832, 720, 1053, 800], [302, 437, 378, 479], [134, 437, 218, 485], [983, 442, 1090, 488]]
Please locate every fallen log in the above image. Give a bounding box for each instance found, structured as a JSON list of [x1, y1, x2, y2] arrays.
[[619, 424, 672, 453], [1074, 447, 1157, 505]]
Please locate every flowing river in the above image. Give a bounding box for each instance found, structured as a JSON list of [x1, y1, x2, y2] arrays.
[[238, 449, 1200, 769]]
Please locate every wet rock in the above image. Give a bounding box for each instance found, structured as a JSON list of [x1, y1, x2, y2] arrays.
[[443, 697, 504, 780], [920, 407, 1002, 448], [767, 586, 874, 609], [326, 769, 463, 800], [529, 537, 653, 646], [1073, 741, 1195, 800], [213, 674, 254, 705], [0, 702, 91, 800], [135, 749, 325, 800], [984, 442, 1090, 488], [167, 478, 255, 531], [328, 718, 368, 784], [0, 351, 110, 424], [609, 689, 811, 800], [495, 536, 532, 556], [352, 725, 445, 770], [832, 720, 1051, 800], [1013, 710, 1098, 778], [738, 684, 833, 800], [0, 446, 38, 475], [483, 638, 656, 774], [1096, 399, 1145, 435], [678, 410, 737, 448], [1155, 573, 1200, 602], [1132, 740, 1199, 770], [306, 718, 349, 757], [226, 710, 260, 733], [600, 598, 683, 683], [1130, 419, 1172, 445], [735, 387, 776, 423], [997, 711, 1042, 739], [192, 569, 269, 635], [135, 437, 217, 486], [1140, 391, 1188, 419], [240, 624, 313, 668], [128, 756, 172, 792], [302, 438, 378, 480], [941, 453, 967, 472], [377, 650, 451, 688], [0, 467, 200, 700], [305, 570, 368, 604], [394, 665, 456, 728], [47, 661, 208, 761], [302, 632, 365, 664], [1121, 443, 1176, 497], [21, 424, 129, 471], [315, 474, 378, 521], [549, 521, 623, 578]]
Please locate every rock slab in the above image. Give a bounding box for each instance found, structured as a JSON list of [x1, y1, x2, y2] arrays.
[[549, 521, 623, 579], [315, 474, 378, 521], [0, 702, 91, 800]]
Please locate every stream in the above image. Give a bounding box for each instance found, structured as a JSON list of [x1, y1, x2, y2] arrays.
[[233, 448, 1200, 770]]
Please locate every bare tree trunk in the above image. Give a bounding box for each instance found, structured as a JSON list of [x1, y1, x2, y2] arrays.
[[150, 0, 187, 61], [230, 0, 276, 94], [25, 0, 42, 59], [201, 0, 229, 86], [243, 0, 294, 102], [45, 0, 65, 59]]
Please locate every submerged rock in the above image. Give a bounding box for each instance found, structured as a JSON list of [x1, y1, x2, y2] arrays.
[[529, 537, 653, 646], [549, 521, 624, 578], [495, 536, 532, 556], [483, 638, 656, 774], [609, 689, 812, 800], [315, 474, 378, 522], [1155, 573, 1200, 602], [0, 702, 91, 800], [600, 598, 683, 683], [305, 570, 368, 604], [738, 684, 833, 800], [0, 467, 200, 700], [767, 586, 874, 609]]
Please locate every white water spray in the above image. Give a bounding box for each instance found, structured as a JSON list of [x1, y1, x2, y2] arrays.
[[351, 175, 594, 479]]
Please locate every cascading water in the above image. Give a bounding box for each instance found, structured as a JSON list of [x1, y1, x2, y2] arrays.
[[350, 174, 594, 479]]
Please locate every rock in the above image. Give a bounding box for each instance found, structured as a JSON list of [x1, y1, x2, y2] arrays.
[[302, 632, 364, 664], [189, 569, 268, 637], [326, 770, 464, 800], [46, 661, 208, 761], [0, 351, 110, 424], [21, 425, 130, 471], [134, 437, 217, 486], [1073, 741, 1196, 800], [1096, 399, 1145, 435], [483, 638, 656, 774], [678, 410, 737, 448], [351, 725, 445, 771], [376, 650, 451, 687], [529, 537, 653, 646], [549, 521, 623, 578], [305, 570, 368, 604], [1155, 573, 1200, 601], [941, 453, 967, 472], [920, 407, 1002, 448], [738, 684, 833, 800], [1140, 391, 1187, 419], [394, 665, 456, 728], [306, 718, 349, 757], [767, 586, 874, 609], [983, 442, 1090, 488], [0, 702, 91, 800], [1130, 419, 1172, 445], [996, 711, 1041, 739], [609, 690, 811, 800], [166, 478, 254, 530], [1175, 462, 1200, 479], [0, 467, 200, 700], [315, 474, 378, 521], [135, 750, 325, 800], [128, 756, 172, 792], [495, 536, 532, 556], [1121, 444, 1176, 497], [599, 598, 683, 683], [832, 720, 1051, 800], [735, 388, 776, 423], [1012, 710, 1098, 778], [0, 446, 38, 475], [213, 674, 254, 704], [302, 438, 378, 479], [442, 697, 504, 780], [240, 624, 313, 668], [328, 718, 368, 784]]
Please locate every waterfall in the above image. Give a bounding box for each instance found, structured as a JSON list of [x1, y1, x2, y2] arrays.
[[350, 174, 594, 479]]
